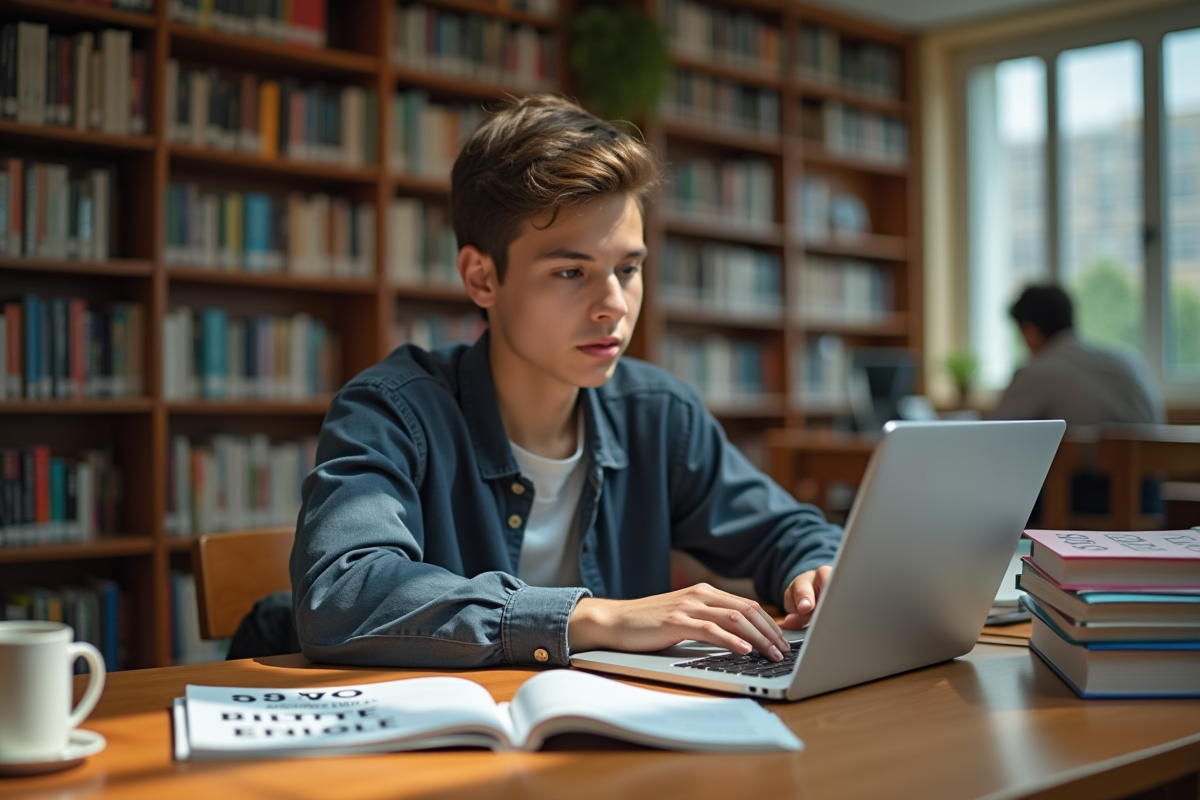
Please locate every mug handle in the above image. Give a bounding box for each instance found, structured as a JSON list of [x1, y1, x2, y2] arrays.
[[65, 642, 107, 730]]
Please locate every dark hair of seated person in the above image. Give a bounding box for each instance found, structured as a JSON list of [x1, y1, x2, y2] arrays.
[[1009, 285, 1074, 339]]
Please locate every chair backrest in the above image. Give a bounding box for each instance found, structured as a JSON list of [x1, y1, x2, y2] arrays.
[[193, 527, 295, 640]]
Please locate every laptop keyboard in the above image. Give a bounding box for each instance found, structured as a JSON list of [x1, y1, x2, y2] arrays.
[[674, 641, 802, 679]]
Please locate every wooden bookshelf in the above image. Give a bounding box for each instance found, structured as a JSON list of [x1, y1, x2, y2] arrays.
[[641, 0, 922, 438], [0, 0, 564, 669]]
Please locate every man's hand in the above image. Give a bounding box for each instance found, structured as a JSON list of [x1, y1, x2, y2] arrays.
[[781, 565, 832, 630], [568, 583, 792, 662]]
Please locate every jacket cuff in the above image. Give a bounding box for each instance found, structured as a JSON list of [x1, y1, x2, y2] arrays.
[[501, 585, 591, 667]]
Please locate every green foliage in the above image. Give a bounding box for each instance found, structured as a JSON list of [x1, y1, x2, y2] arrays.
[[1071, 258, 1141, 352], [1170, 282, 1200, 377], [944, 351, 979, 388], [569, 4, 670, 122]]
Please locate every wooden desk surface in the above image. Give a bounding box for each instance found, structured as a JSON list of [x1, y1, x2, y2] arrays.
[[3, 647, 1198, 800]]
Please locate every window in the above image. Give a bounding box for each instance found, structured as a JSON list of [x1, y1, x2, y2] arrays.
[[963, 10, 1200, 394]]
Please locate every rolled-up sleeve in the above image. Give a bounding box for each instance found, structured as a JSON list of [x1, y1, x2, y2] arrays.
[[290, 379, 587, 668], [667, 395, 843, 607]]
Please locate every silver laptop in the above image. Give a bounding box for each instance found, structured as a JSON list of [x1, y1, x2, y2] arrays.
[[571, 419, 1066, 701]]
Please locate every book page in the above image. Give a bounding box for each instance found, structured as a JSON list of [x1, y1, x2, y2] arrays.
[[184, 677, 513, 757], [507, 670, 801, 752]]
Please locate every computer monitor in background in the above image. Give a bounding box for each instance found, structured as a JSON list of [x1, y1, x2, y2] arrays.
[[848, 348, 919, 432]]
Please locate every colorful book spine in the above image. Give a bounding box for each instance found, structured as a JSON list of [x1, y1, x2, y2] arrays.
[[0, 446, 119, 546], [660, 237, 782, 317], [661, 333, 782, 407]]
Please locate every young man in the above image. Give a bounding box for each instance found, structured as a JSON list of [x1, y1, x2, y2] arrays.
[[290, 95, 842, 670]]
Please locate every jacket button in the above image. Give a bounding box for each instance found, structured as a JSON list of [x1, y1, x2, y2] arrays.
[[534, 648, 549, 663], [511, 482, 525, 495], [508, 514, 522, 529]]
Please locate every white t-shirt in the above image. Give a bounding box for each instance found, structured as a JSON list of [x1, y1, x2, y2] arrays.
[[511, 417, 587, 588]]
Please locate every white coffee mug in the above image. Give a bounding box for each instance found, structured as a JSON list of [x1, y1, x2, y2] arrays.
[[0, 621, 106, 762]]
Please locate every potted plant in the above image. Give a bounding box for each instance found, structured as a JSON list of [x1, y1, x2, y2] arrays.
[[944, 351, 979, 410], [568, 3, 670, 122]]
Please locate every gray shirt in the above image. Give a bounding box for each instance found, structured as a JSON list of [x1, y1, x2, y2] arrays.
[[990, 331, 1164, 425]]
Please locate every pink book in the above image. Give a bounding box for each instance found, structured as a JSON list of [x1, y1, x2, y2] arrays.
[[1024, 529, 1200, 590]]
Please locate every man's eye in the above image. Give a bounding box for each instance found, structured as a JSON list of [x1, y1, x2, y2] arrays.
[[556, 268, 583, 279], [621, 264, 642, 276]]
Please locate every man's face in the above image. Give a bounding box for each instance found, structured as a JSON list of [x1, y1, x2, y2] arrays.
[[488, 193, 645, 389]]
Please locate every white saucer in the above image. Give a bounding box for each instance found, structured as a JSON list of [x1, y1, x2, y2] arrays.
[[0, 729, 106, 777]]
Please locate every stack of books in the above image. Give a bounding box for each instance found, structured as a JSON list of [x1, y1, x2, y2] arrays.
[[1019, 528, 1200, 698]]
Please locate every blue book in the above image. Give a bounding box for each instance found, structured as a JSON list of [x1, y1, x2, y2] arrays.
[[85, 577, 120, 671], [1029, 615, 1200, 698], [200, 308, 228, 399], [23, 293, 38, 399], [242, 193, 272, 272]]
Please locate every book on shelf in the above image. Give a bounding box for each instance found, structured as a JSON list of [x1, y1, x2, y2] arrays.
[[1, 22, 145, 134], [660, 70, 781, 137], [392, 313, 485, 353], [796, 22, 901, 100], [0, 295, 143, 401], [797, 334, 849, 409], [1029, 614, 1200, 698], [169, 0, 327, 48], [793, 256, 893, 325], [792, 176, 873, 243], [659, 0, 781, 74], [662, 332, 781, 407], [390, 89, 485, 179], [3, 576, 124, 670], [392, 4, 558, 92], [165, 183, 375, 277], [660, 237, 782, 317], [165, 62, 377, 166], [386, 197, 459, 286], [1023, 528, 1200, 589], [801, 100, 907, 165], [171, 669, 800, 760], [1, 159, 113, 262], [165, 433, 317, 537], [169, 571, 228, 664], [161, 307, 340, 401], [666, 157, 775, 229], [0, 446, 121, 547]]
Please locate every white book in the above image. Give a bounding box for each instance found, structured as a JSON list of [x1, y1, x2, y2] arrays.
[[76, 460, 94, 540], [164, 58, 179, 141], [356, 203, 376, 278], [16, 22, 48, 126], [387, 198, 420, 283], [289, 312, 310, 399], [89, 169, 109, 261], [170, 434, 192, 536], [173, 670, 800, 761], [189, 71, 209, 148], [72, 32, 94, 132]]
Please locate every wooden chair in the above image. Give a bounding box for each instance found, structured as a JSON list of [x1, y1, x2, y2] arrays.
[[1095, 424, 1200, 530], [192, 527, 295, 640]]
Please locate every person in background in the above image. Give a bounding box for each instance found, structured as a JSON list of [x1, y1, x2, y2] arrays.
[[990, 284, 1164, 425], [990, 284, 1166, 519]]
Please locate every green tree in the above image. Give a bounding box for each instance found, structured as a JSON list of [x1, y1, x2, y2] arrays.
[[1170, 282, 1200, 377], [1071, 259, 1141, 352]]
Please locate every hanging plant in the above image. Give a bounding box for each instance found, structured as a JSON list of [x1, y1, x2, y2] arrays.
[[569, 3, 670, 122]]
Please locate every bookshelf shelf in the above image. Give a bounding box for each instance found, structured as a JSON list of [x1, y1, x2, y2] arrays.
[[662, 306, 785, 331], [419, 0, 560, 29], [167, 24, 379, 78], [0, 399, 153, 414], [390, 284, 470, 302], [166, 400, 334, 416], [0, 537, 155, 564], [165, 536, 196, 552], [391, 65, 524, 100], [802, 234, 908, 261], [660, 119, 783, 155], [0, 0, 155, 28], [669, 52, 783, 89], [661, 214, 785, 247], [0, 119, 155, 153], [707, 395, 787, 418], [795, 142, 908, 176], [800, 314, 910, 336], [0, 256, 154, 277], [167, 145, 379, 184], [797, 80, 907, 116], [167, 269, 379, 294]]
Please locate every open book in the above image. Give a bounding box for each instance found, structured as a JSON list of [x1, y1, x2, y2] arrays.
[[172, 669, 801, 759]]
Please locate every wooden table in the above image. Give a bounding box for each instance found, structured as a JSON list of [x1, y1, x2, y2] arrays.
[[3, 645, 1198, 800]]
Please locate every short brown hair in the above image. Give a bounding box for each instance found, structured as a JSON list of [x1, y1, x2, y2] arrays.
[[450, 94, 661, 282]]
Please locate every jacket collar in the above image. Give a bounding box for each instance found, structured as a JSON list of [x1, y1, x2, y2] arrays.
[[458, 330, 628, 480]]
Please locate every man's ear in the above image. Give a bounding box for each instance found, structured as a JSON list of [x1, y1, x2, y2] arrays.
[[458, 245, 498, 310]]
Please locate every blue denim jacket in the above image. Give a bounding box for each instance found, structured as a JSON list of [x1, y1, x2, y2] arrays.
[[291, 332, 843, 669]]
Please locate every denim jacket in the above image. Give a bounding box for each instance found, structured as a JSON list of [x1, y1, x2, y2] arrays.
[[291, 332, 843, 669]]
